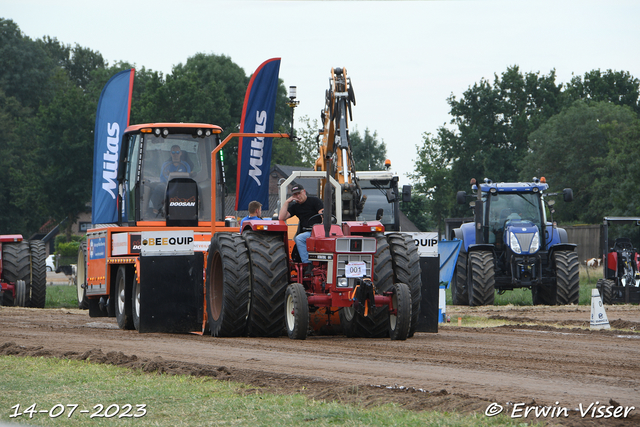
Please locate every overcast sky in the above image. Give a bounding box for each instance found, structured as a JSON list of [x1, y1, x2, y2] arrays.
[[4, 0, 640, 182]]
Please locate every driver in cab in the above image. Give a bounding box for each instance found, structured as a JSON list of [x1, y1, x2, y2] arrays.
[[279, 184, 323, 272]]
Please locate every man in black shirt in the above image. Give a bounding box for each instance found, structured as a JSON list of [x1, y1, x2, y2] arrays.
[[278, 184, 323, 269]]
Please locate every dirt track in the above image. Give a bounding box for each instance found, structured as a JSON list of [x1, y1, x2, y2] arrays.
[[2, 301, 640, 426]]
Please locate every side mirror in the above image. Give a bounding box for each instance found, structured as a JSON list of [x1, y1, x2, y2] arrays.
[[386, 188, 396, 203], [376, 208, 384, 221], [402, 185, 412, 203], [563, 188, 573, 202], [456, 191, 467, 205]]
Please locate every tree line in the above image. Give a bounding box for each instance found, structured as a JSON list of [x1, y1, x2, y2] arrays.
[[1, 19, 390, 237], [410, 66, 640, 234]]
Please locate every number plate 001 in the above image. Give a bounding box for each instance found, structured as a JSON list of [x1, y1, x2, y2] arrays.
[[345, 261, 366, 278]]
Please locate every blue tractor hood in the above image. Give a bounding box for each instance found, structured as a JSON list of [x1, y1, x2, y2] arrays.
[[504, 220, 540, 255]]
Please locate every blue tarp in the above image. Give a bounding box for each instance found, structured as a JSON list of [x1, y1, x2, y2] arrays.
[[438, 239, 462, 288]]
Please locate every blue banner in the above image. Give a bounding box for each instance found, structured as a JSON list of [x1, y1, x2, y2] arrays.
[[91, 69, 134, 224], [235, 58, 281, 211]]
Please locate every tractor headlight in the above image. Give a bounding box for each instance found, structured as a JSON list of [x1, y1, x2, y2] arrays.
[[529, 232, 540, 253], [510, 232, 522, 254], [337, 278, 349, 288]]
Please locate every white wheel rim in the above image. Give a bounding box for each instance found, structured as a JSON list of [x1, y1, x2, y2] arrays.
[[389, 291, 398, 330], [343, 305, 355, 321], [134, 283, 140, 317], [118, 277, 125, 314], [286, 293, 295, 331]]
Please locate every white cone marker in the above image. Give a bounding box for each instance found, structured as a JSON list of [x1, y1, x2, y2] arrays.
[[590, 288, 610, 330]]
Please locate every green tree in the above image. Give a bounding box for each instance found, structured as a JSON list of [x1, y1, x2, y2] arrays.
[[0, 18, 55, 109], [34, 69, 95, 236], [350, 127, 387, 171], [564, 69, 640, 114], [520, 100, 640, 223], [400, 193, 434, 232]]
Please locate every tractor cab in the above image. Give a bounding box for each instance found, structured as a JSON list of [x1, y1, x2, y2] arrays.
[[118, 124, 224, 226]]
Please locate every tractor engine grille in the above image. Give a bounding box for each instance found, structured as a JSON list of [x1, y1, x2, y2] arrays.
[[515, 233, 534, 252], [337, 254, 373, 287]]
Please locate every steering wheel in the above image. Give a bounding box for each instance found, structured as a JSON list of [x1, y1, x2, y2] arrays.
[[303, 213, 337, 231]]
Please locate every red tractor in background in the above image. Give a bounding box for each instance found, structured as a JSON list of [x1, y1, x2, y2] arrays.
[[0, 234, 47, 307], [596, 217, 640, 304]]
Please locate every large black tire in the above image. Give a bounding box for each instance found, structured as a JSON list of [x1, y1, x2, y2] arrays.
[[451, 251, 469, 305], [132, 272, 141, 331], [555, 251, 580, 305], [596, 278, 614, 305], [339, 234, 394, 338], [2, 241, 31, 307], [285, 283, 308, 340], [206, 233, 251, 337], [468, 251, 495, 306], [389, 282, 412, 341], [28, 240, 47, 308], [76, 242, 89, 309], [115, 266, 134, 330], [243, 231, 289, 337], [532, 282, 557, 305], [386, 233, 421, 337]]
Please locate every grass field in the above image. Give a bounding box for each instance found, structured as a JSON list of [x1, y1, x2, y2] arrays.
[[0, 356, 535, 427]]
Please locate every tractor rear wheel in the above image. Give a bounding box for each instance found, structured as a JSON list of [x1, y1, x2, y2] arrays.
[[285, 283, 308, 340], [206, 233, 251, 337], [555, 251, 580, 305], [451, 251, 469, 305], [76, 242, 89, 309], [386, 233, 421, 337], [389, 282, 411, 340], [115, 266, 134, 330], [2, 241, 31, 307], [29, 240, 47, 308], [596, 278, 614, 305], [468, 251, 495, 306], [243, 231, 288, 337], [340, 235, 394, 338]]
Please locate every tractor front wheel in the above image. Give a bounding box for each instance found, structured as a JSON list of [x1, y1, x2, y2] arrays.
[[468, 251, 495, 306], [386, 233, 421, 337], [115, 266, 134, 330], [389, 282, 411, 340], [285, 283, 308, 340], [555, 251, 580, 305], [132, 273, 141, 331]]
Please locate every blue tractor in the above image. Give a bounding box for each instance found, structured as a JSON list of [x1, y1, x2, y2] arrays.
[[451, 178, 579, 306]]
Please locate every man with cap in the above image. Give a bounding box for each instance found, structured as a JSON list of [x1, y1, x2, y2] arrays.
[[279, 184, 323, 272]]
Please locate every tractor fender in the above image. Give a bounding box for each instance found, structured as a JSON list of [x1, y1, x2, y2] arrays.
[[545, 223, 569, 246], [548, 243, 577, 263], [467, 243, 495, 254], [456, 222, 476, 252]]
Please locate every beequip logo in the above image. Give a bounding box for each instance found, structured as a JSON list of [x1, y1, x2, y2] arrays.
[[102, 123, 120, 199], [248, 111, 267, 185]]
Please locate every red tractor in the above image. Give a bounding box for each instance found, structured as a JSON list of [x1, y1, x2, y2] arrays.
[[0, 235, 47, 307], [280, 222, 413, 340], [596, 217, 640, 304]]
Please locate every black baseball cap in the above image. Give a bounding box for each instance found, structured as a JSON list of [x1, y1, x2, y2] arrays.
[[291, 184, 304, 194]]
